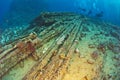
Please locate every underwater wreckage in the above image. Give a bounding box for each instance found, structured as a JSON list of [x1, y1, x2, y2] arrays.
[[0, 12, 120, 80]]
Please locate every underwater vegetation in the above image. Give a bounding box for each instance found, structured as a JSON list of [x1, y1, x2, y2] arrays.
[[0, 12, 120, 80]]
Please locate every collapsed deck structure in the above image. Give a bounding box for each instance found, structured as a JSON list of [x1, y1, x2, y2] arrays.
[[0, 12, 120, 80]]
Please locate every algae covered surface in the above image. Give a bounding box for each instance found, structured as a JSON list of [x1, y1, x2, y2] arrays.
[[0, 12, 120, 80]]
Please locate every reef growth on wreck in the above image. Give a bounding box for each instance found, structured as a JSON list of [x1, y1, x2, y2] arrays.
[[0, 12, 120, 80]]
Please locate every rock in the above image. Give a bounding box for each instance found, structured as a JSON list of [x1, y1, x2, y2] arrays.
[[74, 48, 80, 53], [91, 50, 99, 60], [74, 40, 79, 44], [87, 59, 95, 64], [97, 43, 106, 53], [88, 44, 96, 48]]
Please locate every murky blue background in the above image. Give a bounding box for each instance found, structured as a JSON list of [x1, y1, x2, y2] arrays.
[[0, 0, 120, 31]]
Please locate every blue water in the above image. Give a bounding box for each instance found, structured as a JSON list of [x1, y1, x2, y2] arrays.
[[0, 0, 12, 23], [0, 0, 120, 31]]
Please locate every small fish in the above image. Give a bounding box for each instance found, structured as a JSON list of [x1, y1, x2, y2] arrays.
[[95, 11, 103, 17]]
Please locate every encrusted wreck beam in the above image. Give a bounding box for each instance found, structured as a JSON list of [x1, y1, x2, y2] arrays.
[[22, 20, 77, 80], [22, 18, 85, 80], [0, 33, 41, 78]]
